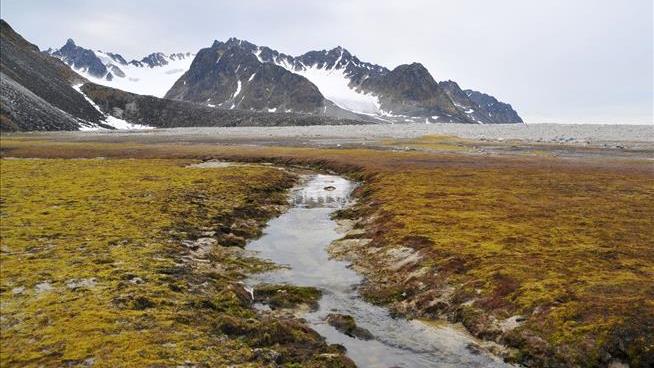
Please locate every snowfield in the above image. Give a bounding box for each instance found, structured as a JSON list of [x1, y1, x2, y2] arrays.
[[265, 49, 382, 115], [73, 51, 193, 98], [289, 64, 380, 115]]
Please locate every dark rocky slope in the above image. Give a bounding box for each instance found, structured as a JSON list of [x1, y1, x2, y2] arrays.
[[360, 63, 467, 122], [165, 39, 337, 115], [82, 83, 367, 128], [465, 90, 523, 124], [0, 20, 104, 131]]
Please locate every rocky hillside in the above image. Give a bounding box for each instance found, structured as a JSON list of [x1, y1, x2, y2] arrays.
[[82, 83, 366, 128], [166, 38, 523, 124], [0, 20, 106, 131]]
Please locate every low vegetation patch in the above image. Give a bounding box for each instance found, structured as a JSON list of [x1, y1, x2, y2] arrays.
[[343, 161, 654, 367], [326, 314, 373, 340], [254, 284, 322, 311], [2, 136, 652, 367], [0, 158, 352, 367]]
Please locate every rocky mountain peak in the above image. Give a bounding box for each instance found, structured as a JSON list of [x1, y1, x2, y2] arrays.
[[140, 52, 168, 67], [52, 39, 108, 79], [106, 52, 128, 65], [165, 39, 330, 114]]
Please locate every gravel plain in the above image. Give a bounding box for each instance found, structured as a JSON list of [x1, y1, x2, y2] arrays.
[[12, 123, 654, 151], [48, 123, 654, 141]]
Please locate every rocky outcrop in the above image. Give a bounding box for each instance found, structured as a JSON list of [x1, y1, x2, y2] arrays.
[[465, 90, 523, 124], [52, 39, 109, 79], [361, 63, 468, 122]]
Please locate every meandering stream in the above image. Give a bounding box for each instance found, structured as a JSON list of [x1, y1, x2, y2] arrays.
[[246, 173, 512, 368]]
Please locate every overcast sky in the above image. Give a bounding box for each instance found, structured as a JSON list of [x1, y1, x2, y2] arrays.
[[2, 0, 652, 124]]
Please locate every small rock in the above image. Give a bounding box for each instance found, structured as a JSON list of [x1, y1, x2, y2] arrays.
[[252, 348, 281, 364], [324, 186, 336, 191], [326, 313, 373, 340], [466, 342, 483, 355], [34, 281, 54, 294], [128, 277, 144, 284], [66, 278, 97, 290], [499, 315, 525, 332], [11, 286, 25, 295]]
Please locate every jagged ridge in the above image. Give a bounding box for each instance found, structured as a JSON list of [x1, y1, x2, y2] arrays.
[[166, 37, 523, 124]]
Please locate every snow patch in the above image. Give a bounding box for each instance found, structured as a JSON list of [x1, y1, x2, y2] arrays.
[[254, 47, 263, 62], [232, 80, 242, 99], [256, 48, 381, 115], [280, 62, 380, 114], [72, 84, 153, 130]]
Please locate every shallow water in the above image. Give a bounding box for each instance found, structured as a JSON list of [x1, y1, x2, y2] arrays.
[[246, 174, 512, 368]]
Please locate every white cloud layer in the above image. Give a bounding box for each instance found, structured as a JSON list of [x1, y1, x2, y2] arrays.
[[2, 0, 652, 123]]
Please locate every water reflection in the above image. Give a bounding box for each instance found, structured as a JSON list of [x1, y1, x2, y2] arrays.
[[291, 175, 354, 208]]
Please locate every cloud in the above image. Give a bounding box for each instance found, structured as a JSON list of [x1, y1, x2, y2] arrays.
[[1, 0, 651, 123]]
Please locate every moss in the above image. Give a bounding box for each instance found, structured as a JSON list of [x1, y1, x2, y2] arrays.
[[2, 136, 653, 367], [325, 314, 373, 340], [254, 284, 322, 310], [0, 158, 350, 367]]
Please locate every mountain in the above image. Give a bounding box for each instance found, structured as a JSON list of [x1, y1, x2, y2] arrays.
[[0, 20, 109, 131], [164, 39, 363, 119], [49, 39, 194, 98], [3, 19, 522, 131], [0, 20, 365, 131], [166, 38, 523, 124]]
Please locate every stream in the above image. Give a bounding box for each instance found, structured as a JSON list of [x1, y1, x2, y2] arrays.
[[245, 173, 512, 368]]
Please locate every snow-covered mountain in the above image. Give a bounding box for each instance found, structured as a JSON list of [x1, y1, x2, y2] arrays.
[[166, 38, 523, 124], [0, 20, 376, 132], [49, 36, 522, 124], [49, 39, 194, 98]]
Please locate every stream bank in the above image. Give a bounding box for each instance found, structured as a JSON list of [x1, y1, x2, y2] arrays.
[[245, 173, 512, 368]]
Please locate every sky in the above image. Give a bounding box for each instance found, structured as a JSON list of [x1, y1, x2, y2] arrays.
[[1, 0, 652, 124]]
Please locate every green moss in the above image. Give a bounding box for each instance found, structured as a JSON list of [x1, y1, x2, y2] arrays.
[[2, 136, 652, 367], [0, 158, 350, 367], [253, 284, 322, 310]]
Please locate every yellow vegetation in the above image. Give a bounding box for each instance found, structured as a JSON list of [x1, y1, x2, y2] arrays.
[[1, 136, 652, 367], [0, 158, 351, 367]]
